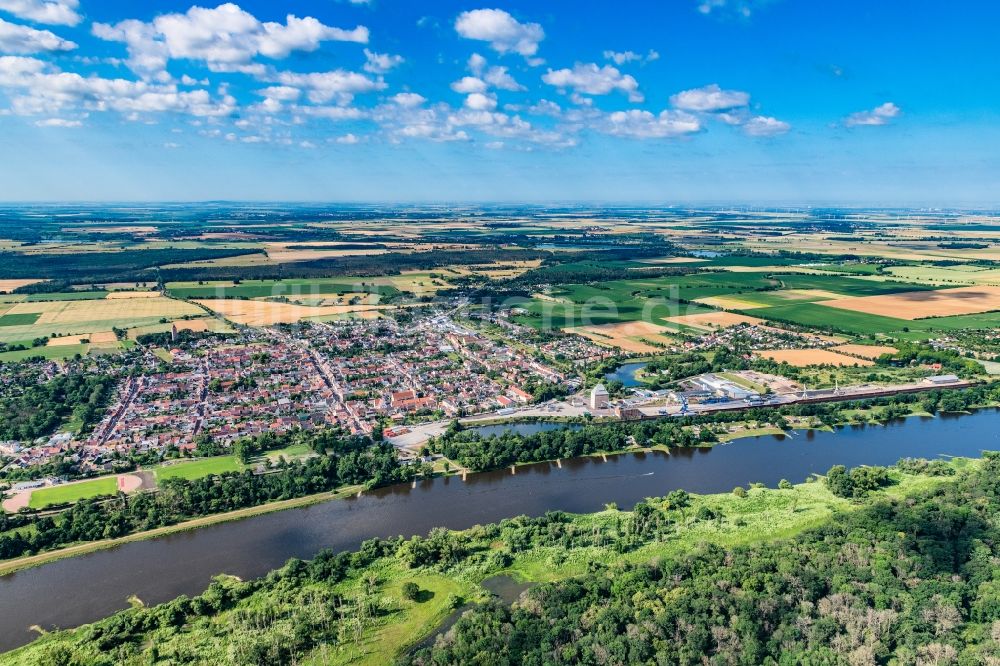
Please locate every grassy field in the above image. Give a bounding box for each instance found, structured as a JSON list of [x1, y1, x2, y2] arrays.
[[0, 313, 40, 326], [153, 456, 244, 481], [28, 478, 118, 509], [884, 264, 1000, 286], [0, 343, 90, 362]]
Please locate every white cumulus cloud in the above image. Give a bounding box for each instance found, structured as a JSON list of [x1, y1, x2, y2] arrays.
[[464, 91, 496, 110], [274, 68, 384, 104], [455, 8, 544, 57], [743, 115, 790, 136], [391, 92, 425, 107], [93, 4, 368, 80], [0, 16, 75, 53], [603, 108, 701, 139], [543, 63, 642, 103], [0, 0, 80, 26], [844, 102, 900, 127], [363, 48, 402, 74], [669, 83, 749, 112], [451, 75, 486, 94]]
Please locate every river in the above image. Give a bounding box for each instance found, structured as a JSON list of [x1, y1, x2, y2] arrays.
[[1, 410, 998, 652]]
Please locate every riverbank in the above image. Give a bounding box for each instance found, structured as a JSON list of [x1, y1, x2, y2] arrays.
[[0, 408, 997, 654], [4, 455, 983, 665], [0, 483, 364, 577], [0, 401, 982, 578]]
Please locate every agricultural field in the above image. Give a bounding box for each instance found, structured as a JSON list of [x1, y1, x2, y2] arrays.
[[194, 299, 385, 325], [664, 311, 765, 330], [820, 285, 1000, 319], [567, 321, 676, 353], [883, 264, 1000, 286], [758, 349, 875, 367], [166, 279, 398, 300], [0, 296, 203, 343], [0, 279, 42, 293], [829, 344, 898, 359], [126, 317, 233, 339]]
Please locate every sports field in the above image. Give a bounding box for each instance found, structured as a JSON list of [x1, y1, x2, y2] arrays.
[[820, 286, 1000, 320], [154, 456, 244, 481], [27, 478, 118, 509]]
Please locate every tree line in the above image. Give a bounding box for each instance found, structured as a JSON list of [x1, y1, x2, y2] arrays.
[[433, 383, 1000, 471], [0, 432, 422, 562]]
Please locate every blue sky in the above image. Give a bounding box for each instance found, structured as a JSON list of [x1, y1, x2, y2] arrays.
[[0, 0, 997, 204]]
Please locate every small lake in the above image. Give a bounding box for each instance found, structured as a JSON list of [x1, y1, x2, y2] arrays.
[[605, 361, 648, 387], [1, 409, 998, 652]]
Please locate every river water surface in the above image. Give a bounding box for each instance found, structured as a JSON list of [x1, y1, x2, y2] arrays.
[[1, 410, 998, 651]]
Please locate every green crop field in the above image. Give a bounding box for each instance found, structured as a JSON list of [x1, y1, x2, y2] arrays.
[[28, 478, 118, 509], [0, 313, 40, 326], [806, 263, 883, 275], [752, 303, 914, 334], [153, 456, 244, 481], [0, 344, 90, 362], [771, 273, 935, 296]]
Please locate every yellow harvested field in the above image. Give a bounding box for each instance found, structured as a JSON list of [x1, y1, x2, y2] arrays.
[[6, 296, 201, 324], [695, 295, 770, 310], [665, 312, 765, 329], [48, 334, 90, 346], [718, 265, 830, 274], [89, 331, 119, 344], [638, 257, 708, 264], [531, 292, 572, 304], [769, 289, 842, 301], [568, 321, 675, 354], [446, 260, 542, 279], [759, 349, 874, 367], [830, 344, 897, 359], [267, 248, 393, 262], [0, 279, 42, 293], [105, 291, 161, 299], [819, 286, 1000, 320], [126, 318, 231, 339], [195, 299, 385, 325]]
